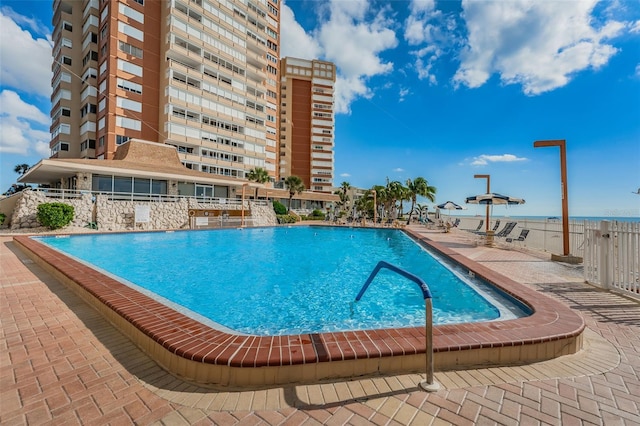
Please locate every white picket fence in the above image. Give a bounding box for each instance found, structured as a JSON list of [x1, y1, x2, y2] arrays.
[[583, 221, 640, 298]]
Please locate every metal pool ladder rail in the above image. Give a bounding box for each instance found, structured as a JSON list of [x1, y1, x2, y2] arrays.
[[355, 261, 440, 392]]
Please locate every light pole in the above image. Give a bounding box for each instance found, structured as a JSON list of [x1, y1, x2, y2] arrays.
[[372, 190, 377, 226], [241, 183, 249, 227], [474, 174, 491, 234], [534, 139, 571, 258]]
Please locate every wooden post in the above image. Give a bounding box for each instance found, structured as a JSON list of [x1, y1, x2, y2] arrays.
[[534, 140, 570, 256], [474, 174, 491, 234]]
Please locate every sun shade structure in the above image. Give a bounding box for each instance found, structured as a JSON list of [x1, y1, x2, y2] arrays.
[[436, 201, 466, 210], [465, 193, 525, 206]]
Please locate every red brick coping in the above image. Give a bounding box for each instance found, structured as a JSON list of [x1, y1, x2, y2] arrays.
[[14, 231, 584, 387]]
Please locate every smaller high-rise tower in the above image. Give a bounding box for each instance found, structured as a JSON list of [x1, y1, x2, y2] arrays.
[[279, 58, 335, 192]]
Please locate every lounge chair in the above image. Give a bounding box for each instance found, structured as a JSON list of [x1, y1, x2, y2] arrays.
[[506, 229, 529, 245], [465, 220, 483, 232], [494, 222, 517, 238], [452, 218, 460, 227], [475, 219, 501, 235]]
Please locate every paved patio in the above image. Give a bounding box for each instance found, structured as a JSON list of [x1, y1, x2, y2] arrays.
[[1, 227, 639, 425]]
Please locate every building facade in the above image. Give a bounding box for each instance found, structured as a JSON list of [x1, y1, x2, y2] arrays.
[[50, 0, 281, 195], [279, 57, 335, 193]]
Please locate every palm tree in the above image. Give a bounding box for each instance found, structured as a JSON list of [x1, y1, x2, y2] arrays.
[[414, 203, 429, 223], [337, 181, 351, 215], [386, 180, 404, 219], [284, 175, 305, 212], [405, 177, 437, 224], [246, 167, 270, 199], [371, 185, 387, 222], [14, 164, 30, 176]]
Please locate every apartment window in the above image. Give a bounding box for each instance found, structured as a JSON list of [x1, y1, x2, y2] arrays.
[[118, 21, 144, 42], [80, 139, 96, 150], [117, 59, 142, 77], [116, 116, 141, 131], [100, 24, 108, 40], [118, 41, 143, 58], [98, 136, 105, 147], [132, 0, 143, 4], [82, 50, 98, 66], [116, 135, 130, 145], [98, 117, 105, 130], [80, 103, 97, 117], [82, 68, 97, 82], [116, 78, 142, 94], [98, 98, 106, 112], [99, 60, 107, 75], [100, 4, 109, 21], [119, 3, 144, 23], [63, 21, 72, 32], [62, 56, 72, 65], [116, 96, 142, 112]]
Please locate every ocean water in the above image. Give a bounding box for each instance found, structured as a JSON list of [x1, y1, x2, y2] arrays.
[[446, 215, 639, 223]]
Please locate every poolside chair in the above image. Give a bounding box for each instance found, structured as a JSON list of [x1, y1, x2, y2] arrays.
[[465, 220, 483, 232], [506, 229, 529, 245], [494, 222, 517, 238], [475, 219, 501, 235]]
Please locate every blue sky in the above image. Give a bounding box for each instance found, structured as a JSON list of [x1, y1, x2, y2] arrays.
[[1, 0, 639, 218]]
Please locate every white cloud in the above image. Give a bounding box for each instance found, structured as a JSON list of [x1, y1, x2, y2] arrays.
[[340, 173, 351, 177], [281, 0, 398, 114], [398, 87, 410, 102], [280, 5, 322, 59], [0, 90, 50, 156], [393, 167, 405, 172], [470, 154, 528, 166], [404, 0, 459, 84], [0, 8, 53, 98], [453, 0, 626, 95]]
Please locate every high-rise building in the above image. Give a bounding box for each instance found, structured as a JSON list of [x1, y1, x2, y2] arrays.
[[279, 57, 335, 193], [50, 0, 280, 191]]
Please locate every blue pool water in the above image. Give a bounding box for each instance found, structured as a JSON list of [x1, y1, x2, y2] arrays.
[[36, 227, 529, 335]]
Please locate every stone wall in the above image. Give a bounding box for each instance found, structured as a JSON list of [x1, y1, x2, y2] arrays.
[[95, 196, 190, 231], [9, 190, 277, 231], [10, 190, 94, 229]]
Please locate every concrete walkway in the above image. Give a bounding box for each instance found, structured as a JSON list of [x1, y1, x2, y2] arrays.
[[1, 228, 639, 425]]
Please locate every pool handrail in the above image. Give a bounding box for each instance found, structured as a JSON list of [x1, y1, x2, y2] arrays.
[[355, 261, 439, 392]]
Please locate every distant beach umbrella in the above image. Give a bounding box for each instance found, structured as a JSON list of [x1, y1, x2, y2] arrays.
[[465, 193, 525, 231], [437, 201, 466, 211], [465, 193, 525, 206], [436, 201, 466, 218]]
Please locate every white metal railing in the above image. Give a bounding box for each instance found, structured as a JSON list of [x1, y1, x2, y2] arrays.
[[30, 187, 268, 206], [189, 216, 255, 229], [456, 217, 587, 257], [584, 220, 640, 298]]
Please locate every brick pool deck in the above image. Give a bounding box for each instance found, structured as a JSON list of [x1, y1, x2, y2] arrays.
[[1, 226, 639, 425]]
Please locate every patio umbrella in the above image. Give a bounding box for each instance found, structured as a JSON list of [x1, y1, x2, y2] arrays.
[[436, 201, 466, 218], [437, 201, 466, 211], [465, 193, 525, 234], [465, 193, 525, 206]]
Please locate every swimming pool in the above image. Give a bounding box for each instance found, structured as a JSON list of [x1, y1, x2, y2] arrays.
[[14, 227, 585, 387], [36, 227, 529, 336]]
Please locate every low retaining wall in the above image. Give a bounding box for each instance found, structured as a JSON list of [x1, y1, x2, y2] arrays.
[[9, 190, 276, 231]]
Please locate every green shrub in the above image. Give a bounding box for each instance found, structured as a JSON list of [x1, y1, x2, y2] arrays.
[[272, 200, 287, 215], [301, 209, 326, 221], [0, 213, 5, 226], [37, 202, 74, 230], [310, 209, 325, 219], [276, 214, 297, 224]]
